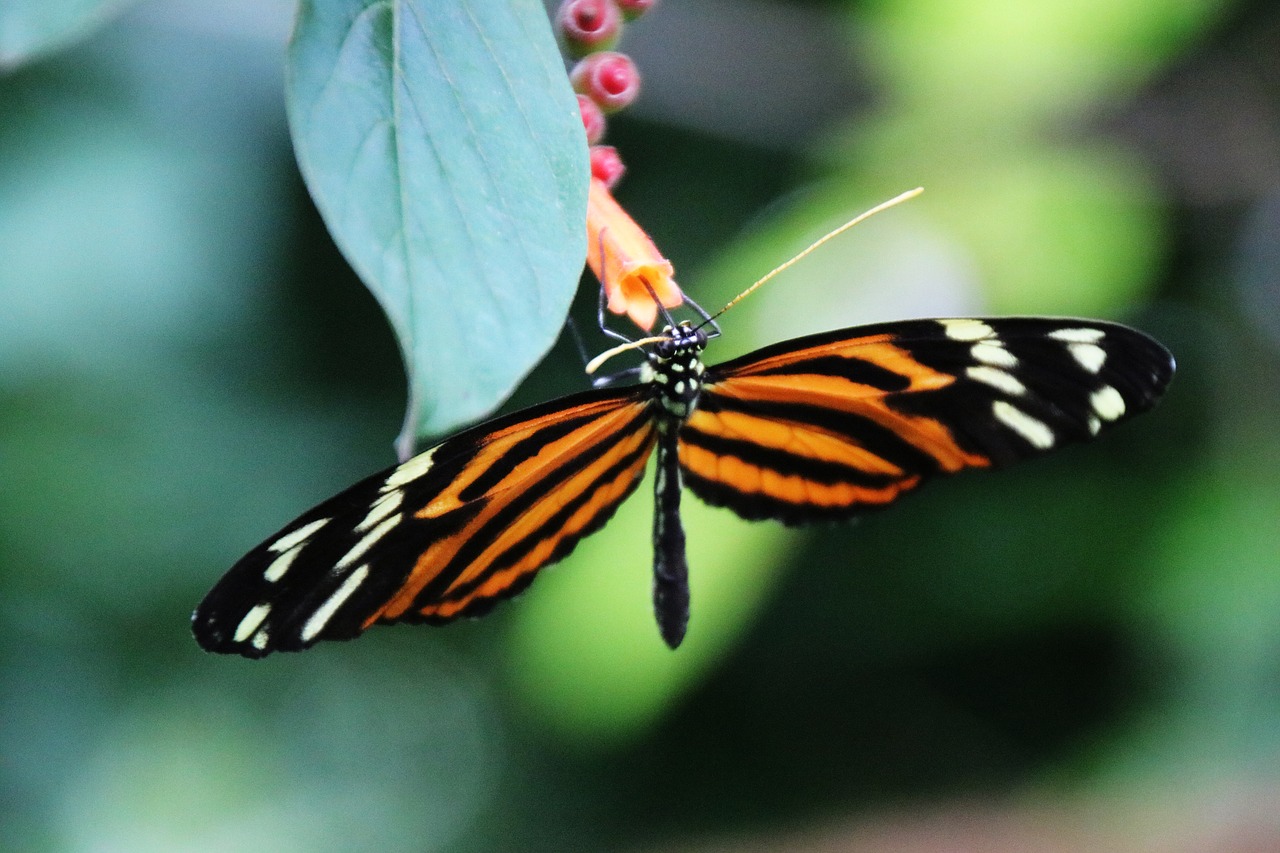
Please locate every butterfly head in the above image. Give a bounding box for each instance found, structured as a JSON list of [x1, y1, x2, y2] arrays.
[[654, 321, 707, 361]]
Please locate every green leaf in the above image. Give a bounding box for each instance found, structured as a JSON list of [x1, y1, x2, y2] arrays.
[[288, 0, 588, 451], [0, 0, 133, 66]]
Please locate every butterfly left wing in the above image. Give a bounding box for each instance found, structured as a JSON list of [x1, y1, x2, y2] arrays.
[[193, 388, 656, 657], [679, 317, 1174, 524]]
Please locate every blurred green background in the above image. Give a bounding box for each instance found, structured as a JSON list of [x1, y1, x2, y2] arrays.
[[3, 0, 1279, 850]]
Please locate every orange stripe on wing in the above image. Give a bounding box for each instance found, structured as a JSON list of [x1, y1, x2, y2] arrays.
[[725, 338, 956, 392], [421, 427, 656, 618], [365, 401, 653, 626], [707, 375, 988, 472], [436, 418, 655, 600], [679, 438, 922, 510], [414, 395, 645, 519], [687, 407, 909, 476]]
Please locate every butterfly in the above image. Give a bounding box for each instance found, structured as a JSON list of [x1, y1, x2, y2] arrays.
[[193, 314, 1174, 657]]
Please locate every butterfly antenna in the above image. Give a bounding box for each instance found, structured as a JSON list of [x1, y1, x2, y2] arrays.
[[698, 187, 923, 329]]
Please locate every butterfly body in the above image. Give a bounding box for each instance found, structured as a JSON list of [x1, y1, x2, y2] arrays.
[[643, 322, 711, 647], [194, 317, 1173, 658]]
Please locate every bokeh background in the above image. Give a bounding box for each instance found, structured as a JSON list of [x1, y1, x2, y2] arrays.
[[3, 0, 1279, 850]]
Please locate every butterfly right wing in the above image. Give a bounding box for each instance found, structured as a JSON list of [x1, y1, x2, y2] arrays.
[[679, 317, 1174, 524], [193, 388, 656, 657]]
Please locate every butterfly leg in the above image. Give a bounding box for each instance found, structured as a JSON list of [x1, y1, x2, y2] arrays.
[[563, 314, 595, 367], [652, 423, 690, 649], [597, 274, 636, 346]]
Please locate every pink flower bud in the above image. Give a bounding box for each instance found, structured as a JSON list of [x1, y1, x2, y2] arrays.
[[570, 52, 641, 114], [578, 94, 606, 145], [556, 0, 622, 58], [590, 145, 625, 187]]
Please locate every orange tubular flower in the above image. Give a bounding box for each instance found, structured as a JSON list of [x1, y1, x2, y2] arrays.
[[586, 178, 683, 331]]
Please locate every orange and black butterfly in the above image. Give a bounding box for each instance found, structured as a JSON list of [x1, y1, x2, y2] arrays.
[[193, 314, 1174, 657]]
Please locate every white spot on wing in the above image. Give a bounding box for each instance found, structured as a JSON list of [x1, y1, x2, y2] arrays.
[[336, 514, 401, 569], [251, 629, 269, 650], [971, 341, 1018, 368], [1068, 342, 1107, 373], [268, 517, 329, 553], [993, 401, 1055, 449], [940, 319, 994, 341], [301, 564, 370, 643], [1049, 327, 1105, 344], [1091, 385, 1126, 421], [263, 545, 301, 583], [233, 603, 272, 643], [357, 489, 403, 533], [384, 446, 437, 491], [966, 365, 1026, 396]]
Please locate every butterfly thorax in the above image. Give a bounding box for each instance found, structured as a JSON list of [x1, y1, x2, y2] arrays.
[[643, 321, 708, 423]]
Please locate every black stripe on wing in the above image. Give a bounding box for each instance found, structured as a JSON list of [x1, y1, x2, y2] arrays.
[[398, 402, 656, 622]]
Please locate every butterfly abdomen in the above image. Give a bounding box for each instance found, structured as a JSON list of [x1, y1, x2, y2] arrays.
[[652, 425, 690, 648]]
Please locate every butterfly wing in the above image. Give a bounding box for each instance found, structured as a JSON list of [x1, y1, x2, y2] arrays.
[[679, 317, 1174, 524], [194, 388, 656, 657]]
